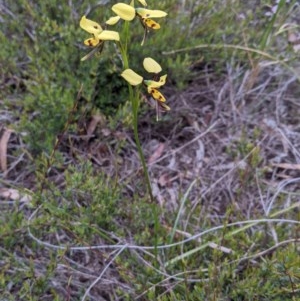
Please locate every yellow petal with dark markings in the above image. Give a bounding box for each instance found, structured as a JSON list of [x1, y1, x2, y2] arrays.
[[148, 87, 166, 102], [84, 37, 100, 47], [143, 18, 160, 29], [80, 16, 103, 34]]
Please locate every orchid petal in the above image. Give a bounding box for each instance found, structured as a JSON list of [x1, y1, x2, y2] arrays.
[[144, 75, 167, 88], [136, 8, 167, 18], [143, 57, 162, 73], [84, 37, 100, 47], [112, 3, 136, 21], [80, 16, 103, 34], [143, 18, 160, 29], [98, 30, 120, 41], [147, 87, 166, 102], [121, 69, 143, 86], [106, 16, 121, 25]]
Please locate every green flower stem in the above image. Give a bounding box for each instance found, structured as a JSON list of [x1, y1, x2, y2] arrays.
[[131, 86, 155, 203], [119, 23, 155, 203], [123, 17, 129, 56]]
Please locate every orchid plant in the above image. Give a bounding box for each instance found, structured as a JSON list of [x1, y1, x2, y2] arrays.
[[79, 0, 169, 203]]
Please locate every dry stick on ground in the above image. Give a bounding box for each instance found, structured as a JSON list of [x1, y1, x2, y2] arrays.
[[0, 128, 13, 173]]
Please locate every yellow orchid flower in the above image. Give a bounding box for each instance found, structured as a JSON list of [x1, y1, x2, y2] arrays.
[[79, 16, 120, 61], [135, 7, 167, 30], [112, 0, 149, 20], [109, 3, 167, 38], [80, 16, 120, 43], [111, 4, 167, 24], [121, 58, 170, 113]]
